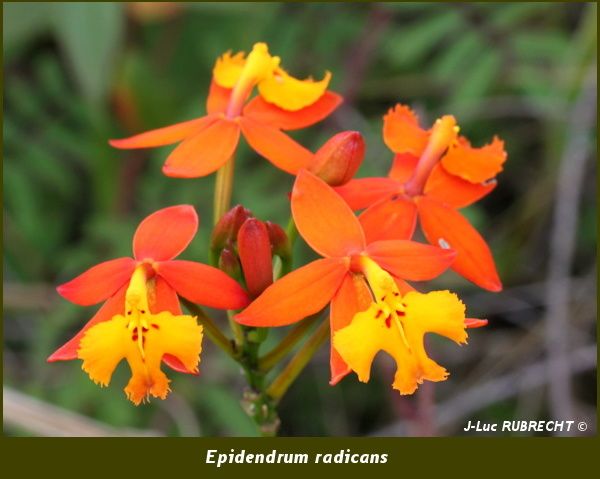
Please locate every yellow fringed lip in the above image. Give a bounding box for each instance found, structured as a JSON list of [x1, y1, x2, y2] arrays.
[[76, 264, 204, 405], [333, 258, 468, 395], [213, 42, 331, 112]]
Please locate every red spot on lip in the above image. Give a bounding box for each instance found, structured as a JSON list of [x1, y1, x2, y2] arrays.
[[375, 309, 383, 319], [396, 310, 405, 316], [151, 324, 159, 330], [385, 315, 392, 328]]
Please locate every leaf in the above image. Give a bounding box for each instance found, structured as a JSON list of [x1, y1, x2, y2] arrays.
[[449, 50, 501, 110], [50, 3, 125, 104], [200, 386, 259, 436], [510, 64, 556, 99], [2, 2, 50, 51], [384, 10, 463, 67], [492, 3, 556, 28], [510, 31, 569, 62], [431, 31, 482, 82]]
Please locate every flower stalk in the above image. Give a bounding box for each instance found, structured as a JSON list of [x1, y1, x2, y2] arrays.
[[267, 319, 330, 402], [213, 157, 236, 224], [181, 299, 236, 359], [259, 314, 321, 372]]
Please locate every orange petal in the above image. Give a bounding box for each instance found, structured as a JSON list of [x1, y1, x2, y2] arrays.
[[109, 116, 215, 149], [292, 170, 366, 258], [206, 80, 232, 115], [416, 196, 502, 291], [157, 260, 249, 310], [359, 196, 417, 243], [329, 273, 371, 385], [56, 257, 136, 306], [366, 239, 456, 281], [334, 177, 400, 211], [394, 277, 416, 294], [150, 275, 195, 374], [441, 136, 507, 184], [388, 153, 419, 183], [235, 258, 349, 327], [425, 163, 496, 209], [151, 275, 181, 315], [48, 284, 127, 361], [162, 119, 240, 178], [243, 91, 342, 130], [383, 104, 429, 155], [133, 205, 198, 261], [465, 317, 488, 328], [239, 117, 312, 174]]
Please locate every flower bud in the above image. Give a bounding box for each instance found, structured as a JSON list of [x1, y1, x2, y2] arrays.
[[218, 247, 242, 281], [307, 131, 365, 186], [265, 221, 291, 260], [237, 218, 273, 298], [211, 205, 252, 252]]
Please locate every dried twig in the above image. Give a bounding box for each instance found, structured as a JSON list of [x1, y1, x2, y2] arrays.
[[544, 65, 596, 429], [3, 387, 163, 437], [341, 4, 393, 103], [373, 344, 597, 436]]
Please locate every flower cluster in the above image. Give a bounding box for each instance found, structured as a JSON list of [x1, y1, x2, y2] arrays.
[[51, 43, 505, 408]]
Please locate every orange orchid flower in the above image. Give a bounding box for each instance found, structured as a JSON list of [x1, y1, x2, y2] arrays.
[[109, 42, 342, 178], [48, 205, 249, 404], [336, 104, 507, 292], [236, 170, 479, 392]]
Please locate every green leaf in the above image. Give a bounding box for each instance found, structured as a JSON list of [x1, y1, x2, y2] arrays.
[[384, 10, 463, 67], [2, 2, 50, 51], [449, 50, 501, 110], [493, 3, 557, 28], [201, 386, 259, 436], [50, 3, 125, 104], [431, 31, 482, 82], [509, 64, 556, 99], [510, 31, 569, 62]]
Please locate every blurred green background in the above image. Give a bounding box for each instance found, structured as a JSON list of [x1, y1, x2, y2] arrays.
[[3, 2, 597, 436]]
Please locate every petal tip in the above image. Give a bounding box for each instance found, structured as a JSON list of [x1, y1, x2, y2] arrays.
[[329, 369, 350, 386], [161, 164, 192, 178], [108, 138, 138, 150], [232, 312, 251, 326], [55, 284, 67, 298]]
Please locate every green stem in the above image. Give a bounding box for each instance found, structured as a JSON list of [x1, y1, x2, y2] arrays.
[[277, 253, 293, 279], [259, 314, 321, 372], [285, 216, 298, 246], [267, 319, 330, 402], [235, 321, 280, 435], [181, 299, 236, 359], [227, 310, 245, 350], [213, 156, 235, 225]]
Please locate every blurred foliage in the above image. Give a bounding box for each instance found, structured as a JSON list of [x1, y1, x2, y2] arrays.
[[3, 2, 597, 436]]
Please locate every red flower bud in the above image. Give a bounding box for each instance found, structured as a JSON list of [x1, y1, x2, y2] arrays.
[[211, 205, 252, 252], [237, 219, 273, 298], [218, 247, 242, 280], [308, 131, 365, 186], [265, 221, 291, 259]]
